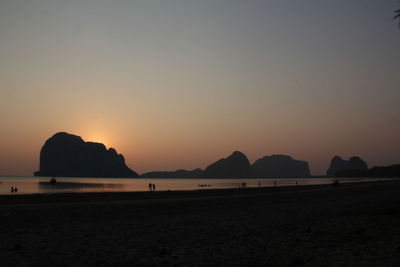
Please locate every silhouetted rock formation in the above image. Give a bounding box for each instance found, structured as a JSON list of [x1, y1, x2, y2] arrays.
[[347, 156, 368, 170], [143, 152, 311, 178], [204, 151, 251, 178], [34, 132, 138, 178], [326, 156, 348, 177], [336, 164, 400, 178], [326, 156, 368, 177], [141, 169, 204, 178], [251, 155, 311, 178]]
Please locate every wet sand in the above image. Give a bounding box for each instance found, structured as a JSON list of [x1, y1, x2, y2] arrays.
[[1, 181, 400, 266]]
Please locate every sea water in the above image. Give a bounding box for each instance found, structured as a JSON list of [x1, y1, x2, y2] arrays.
[[0, 176, 392, 195]]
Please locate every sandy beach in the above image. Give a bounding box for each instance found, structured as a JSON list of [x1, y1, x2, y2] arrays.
[[1, 181, 400, 266]]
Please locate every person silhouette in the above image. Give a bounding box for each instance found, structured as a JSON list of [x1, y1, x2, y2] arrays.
[[152, 183, 155, 191], [15, 187, 18, 193], [11, 187, 14, 193], [148, 182, 152, 191]]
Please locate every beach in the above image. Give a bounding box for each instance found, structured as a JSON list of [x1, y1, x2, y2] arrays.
[[1, 181, 400, 266]]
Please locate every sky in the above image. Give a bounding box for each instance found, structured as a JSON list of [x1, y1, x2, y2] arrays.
[[0, 0, 399, 176]]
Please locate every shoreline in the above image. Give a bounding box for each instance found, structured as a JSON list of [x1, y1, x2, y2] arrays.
[[0, 177, 396, 201], [0, 179, 396, 205]]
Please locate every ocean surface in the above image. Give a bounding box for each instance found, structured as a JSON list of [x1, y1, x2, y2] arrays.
[[0, 176, 391, 195]]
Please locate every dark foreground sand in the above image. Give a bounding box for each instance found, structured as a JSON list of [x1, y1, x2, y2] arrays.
[[1, 181, 400, 266]]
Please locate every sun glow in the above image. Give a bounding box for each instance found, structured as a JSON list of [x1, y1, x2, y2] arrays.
[[77, 122, 115, 149], [84, 133, 110, 147]]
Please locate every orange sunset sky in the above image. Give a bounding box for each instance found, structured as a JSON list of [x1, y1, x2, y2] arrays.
[[1, 1, 399, 176]]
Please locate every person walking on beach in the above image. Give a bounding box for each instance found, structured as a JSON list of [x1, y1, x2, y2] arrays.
[[50, 176, 57, 185], [152, 183, 155, 191], [148, 182, 152, 191]]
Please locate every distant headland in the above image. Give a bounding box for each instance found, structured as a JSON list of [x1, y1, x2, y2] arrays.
[[34, 132, 399, 178], [34, 132, 138, 178], [142, 151, 312, 178], [325, 155, 400, 178], [326, 156, 368, 177]]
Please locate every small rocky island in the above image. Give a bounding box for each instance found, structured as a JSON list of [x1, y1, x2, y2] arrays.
[[326, 156, 368, 177], [251, 154, 311, 178], [34, 132, 138, 178], [204, 151, 251, 178]]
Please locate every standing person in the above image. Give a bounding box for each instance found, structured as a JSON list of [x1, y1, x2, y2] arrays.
[[152, 183, 155, 191], [258, 181, 261, 187], [148, 182, 152, 191]]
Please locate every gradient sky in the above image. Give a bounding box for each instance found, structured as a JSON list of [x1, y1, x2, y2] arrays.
[[1, 0, 399, 176]]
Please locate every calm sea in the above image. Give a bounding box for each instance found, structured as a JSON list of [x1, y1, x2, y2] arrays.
[[0, 176, 390, 195]]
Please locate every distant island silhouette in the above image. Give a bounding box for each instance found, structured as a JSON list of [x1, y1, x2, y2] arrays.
[[326, 155, 400, 177], [34, 132, 138, 178], [335, 164, 400, 178], [33, 132, 399, 178], [326, 156, 368, 177], [204, 151, 251, 178], [251, 154, 310, 178], [142, 151, 253, 178], [142, 151, 311, 178]]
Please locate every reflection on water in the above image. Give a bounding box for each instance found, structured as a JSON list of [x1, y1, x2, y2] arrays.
[[0, 176, 394, 195], [38, 181, 124, 192]]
